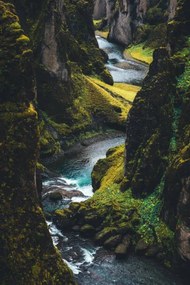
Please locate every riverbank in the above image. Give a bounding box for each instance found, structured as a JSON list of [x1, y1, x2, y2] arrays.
[[124, 44, 153, 65], [95, 30, 153, 65], [96, 36, 148, 85], [44, 135, 184, 285]]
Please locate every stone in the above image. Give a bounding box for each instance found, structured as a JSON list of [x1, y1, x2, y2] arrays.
[[115, 236, 131, 258], [95, 227, 118, 244], [48, 191, 63, 201], [104, 235, 122, 249], [80, 224, 96, 237], [135, 239, 149, 253]]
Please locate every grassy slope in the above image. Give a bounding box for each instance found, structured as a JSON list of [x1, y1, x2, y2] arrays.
[[89, 77, 140, 103], [95, 30, 109, 39], [124, 44, 154, 64], [40, 75, 140, 155]]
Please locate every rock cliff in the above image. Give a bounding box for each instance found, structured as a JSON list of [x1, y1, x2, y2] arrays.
[[0, 1, 75, 284], [123, 0, 190, 276], [94, 0, 177, 47]]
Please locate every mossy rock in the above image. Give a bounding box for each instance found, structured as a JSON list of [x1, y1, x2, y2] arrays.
[[115, 236, 131, 258], [53, 209, 75, 229], [135, 239, 150, 254], [80, 224, 96, 237], [95, 227, 118, 244], [104, 235, 122, 249], [100, 69, 114, 86]]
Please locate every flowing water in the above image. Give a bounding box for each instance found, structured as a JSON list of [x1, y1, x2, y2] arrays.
[[43, 37, 183, 284], [96, 36, 148, 84]]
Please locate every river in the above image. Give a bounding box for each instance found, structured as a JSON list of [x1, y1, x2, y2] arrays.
[[96, 35, 148, 84], [42, 37, 183, 284]]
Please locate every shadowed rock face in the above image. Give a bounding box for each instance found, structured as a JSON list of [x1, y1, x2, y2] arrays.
[[0, 2, 75, 284], [42, 0, 68, 81], [123, 0, 190, 275], [168, 0, 177, 20], [93, 0, 107, 19], [124, 48, 175, 197]]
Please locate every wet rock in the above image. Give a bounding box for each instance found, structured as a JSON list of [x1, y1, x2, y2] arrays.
[[135, 239, 149, 253], [95, 227, 118, 244], [53, 209, 75, 229], [145, 245, 160, 257], [48, 191, 63, 201], [72, 225, 80, 231], [104, 235, 122, 249], [43, 188, 85, 201], [115, 236, 131, 258], [80, 224, 96, 237]]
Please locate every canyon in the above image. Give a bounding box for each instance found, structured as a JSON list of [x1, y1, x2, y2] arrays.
[[0, 0, 190, 284]]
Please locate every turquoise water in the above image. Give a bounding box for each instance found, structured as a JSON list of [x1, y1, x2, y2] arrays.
[[46, 135, 125, 197]]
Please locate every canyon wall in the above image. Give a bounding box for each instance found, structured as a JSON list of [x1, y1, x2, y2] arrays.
[[0, 1, 75, 284], [94, 0, 177, 46], [124, 0, 190, 275]]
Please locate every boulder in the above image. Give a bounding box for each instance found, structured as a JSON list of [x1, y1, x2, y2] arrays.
[[115, 236, 131, 258]]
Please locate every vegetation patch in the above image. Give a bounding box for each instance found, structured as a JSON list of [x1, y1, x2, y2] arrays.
[[124, 44, 153, 64]]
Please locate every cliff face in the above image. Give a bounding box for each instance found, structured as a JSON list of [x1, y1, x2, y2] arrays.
[[0, 2, 75, 284], [93, 0, 107, 19], [108, 0, 148, 46], [123, 0, 190, 274], [94, 0, 177, 47]]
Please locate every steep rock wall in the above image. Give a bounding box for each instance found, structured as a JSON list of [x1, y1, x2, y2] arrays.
[[123, 0, 190, 275], [168, 0, 177, 20], [93, 0, 106, 19], [0, 2, 75, 284], [94, 0, 177, 47]]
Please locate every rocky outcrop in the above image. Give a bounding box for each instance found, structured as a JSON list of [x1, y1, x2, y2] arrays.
[[123, 47, 175, 197], [122, 0, 190, 276], [168, 0, 177, 20], [93, 0, 106, 19], [0, 2, 75, 284], [93, 0, 115, 25], [42, 1, 68, 81], [94, 0, 177, 47], [108, 0, 149, 46]]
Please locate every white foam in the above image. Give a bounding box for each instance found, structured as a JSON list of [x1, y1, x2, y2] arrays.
[[81, 248, 96, 265], [46, 221, 68, 246], [79, 185, 93, 197], [71, 197, 88, 203], [63, 259, 82, 275]]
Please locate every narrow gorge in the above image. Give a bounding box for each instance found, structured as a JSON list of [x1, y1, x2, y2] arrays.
[[0, 0, 190, 285]]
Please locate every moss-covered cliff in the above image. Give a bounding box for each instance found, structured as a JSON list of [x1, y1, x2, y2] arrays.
[[0, 2, 75, 284]]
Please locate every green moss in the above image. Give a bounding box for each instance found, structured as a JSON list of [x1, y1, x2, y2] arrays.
[[0, 3, 76, 284], [176, 37, 190, 92], [16, 34, 30, 43], [124, 43, 153, 64]]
